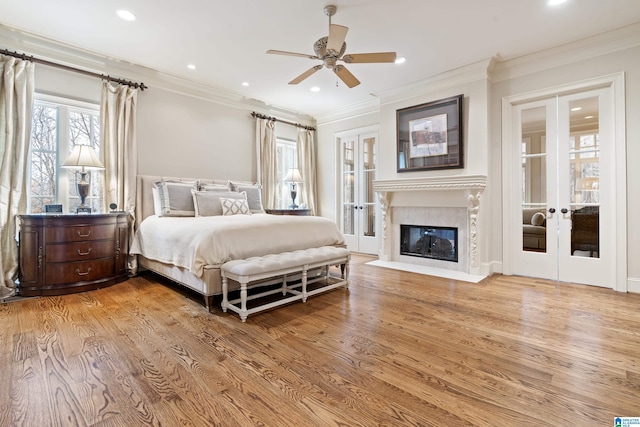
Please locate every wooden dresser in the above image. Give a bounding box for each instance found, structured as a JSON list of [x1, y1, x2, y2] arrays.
[[17, 213, 129, 296]]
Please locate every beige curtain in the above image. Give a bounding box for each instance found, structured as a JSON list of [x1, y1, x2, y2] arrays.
[[100, 81, 138, 270], [255, 117, 277, 209], [0, 56, 34, 298], [297, 128, 317, 215]]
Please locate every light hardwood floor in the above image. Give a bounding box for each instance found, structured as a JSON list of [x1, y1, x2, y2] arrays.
[[1, 253, 639, 426]]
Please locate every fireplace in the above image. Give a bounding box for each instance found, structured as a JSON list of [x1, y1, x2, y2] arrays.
[[400, 224, 458, 262], [373, 175, 487, 277]]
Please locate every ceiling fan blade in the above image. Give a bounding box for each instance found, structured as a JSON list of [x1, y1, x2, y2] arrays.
[[326, 24, 348, 53], [267, 49, 318, 60], [334, 65, 360, 88], [289, 65, 323, 85], [342, 52, 397, 63]]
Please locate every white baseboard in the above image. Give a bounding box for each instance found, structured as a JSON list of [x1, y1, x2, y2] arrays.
[[628, 277, 640, 294]]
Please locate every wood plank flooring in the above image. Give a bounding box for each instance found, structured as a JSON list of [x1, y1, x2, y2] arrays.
[[1, 253, 639, 426]]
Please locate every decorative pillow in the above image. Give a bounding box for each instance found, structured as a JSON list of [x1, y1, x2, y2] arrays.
[[192, 190, 247, 216], [153, 180, 198, 216], [199, 182, 230, 192], [229, 181, 264, 213], [221, 197, 252, 216], [531, 212, 546, 227]]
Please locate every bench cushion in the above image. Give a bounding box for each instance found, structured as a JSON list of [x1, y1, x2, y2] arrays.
[[222, 246, 349, 277]]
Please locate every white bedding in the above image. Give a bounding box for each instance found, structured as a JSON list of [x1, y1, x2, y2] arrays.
[[130, 213, 345, 278]]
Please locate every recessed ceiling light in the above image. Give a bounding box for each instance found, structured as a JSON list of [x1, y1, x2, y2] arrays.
[[310, 87, 320, 92], [242, 82, 250, 87], [571, 107, 582, 111], [395, 56, 406, 64], [548, 0, 567, 5], [116, 10, 136, 21], [187, 64, 196, 70]]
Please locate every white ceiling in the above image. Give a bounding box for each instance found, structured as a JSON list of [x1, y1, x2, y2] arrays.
[[1, 0, 639, 118]]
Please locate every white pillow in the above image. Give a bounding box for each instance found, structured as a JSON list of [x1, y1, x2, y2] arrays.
[[229, 181, 264, 213], [153, 180, 198, 216], [221, 197, 252, 216], [531, 212, 546, 226], [192, 190, 247, 216]]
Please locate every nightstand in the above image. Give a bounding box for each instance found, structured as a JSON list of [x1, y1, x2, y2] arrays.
[[17, 213, 129, 296], [265, 209, 311, 216]]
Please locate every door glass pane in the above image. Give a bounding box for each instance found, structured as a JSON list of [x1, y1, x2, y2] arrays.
[[569, 97, 599, 258], [362, 205, 375, 237], [521, 106, 547, 253], [343, 205, 355, 235], [342, 139, 355, 235]]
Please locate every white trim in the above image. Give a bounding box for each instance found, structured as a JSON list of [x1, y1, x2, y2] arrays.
[[628, 277, 640, 294], [501, 72, 627, 291], [373, 175, 487, 192], [491, 23, 640, 82]]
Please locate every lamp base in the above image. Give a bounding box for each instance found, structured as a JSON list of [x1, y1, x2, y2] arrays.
[[76, 206, 92, 214]]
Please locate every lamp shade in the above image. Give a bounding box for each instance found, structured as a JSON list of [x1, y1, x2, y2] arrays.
[[284, 168, 303, 183], [62, 145, 105, 170]]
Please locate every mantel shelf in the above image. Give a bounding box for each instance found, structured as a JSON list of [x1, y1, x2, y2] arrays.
[[373, 175, 487, 192]]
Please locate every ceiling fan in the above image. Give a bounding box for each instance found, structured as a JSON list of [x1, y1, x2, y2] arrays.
[[266, 4, 396, 88]]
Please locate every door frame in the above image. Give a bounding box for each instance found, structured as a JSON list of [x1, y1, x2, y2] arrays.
[[501, 72, 627, 291], [335, 125, 379, 254]]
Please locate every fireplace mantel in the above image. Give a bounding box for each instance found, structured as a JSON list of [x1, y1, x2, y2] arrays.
[[372, 174, 487, 277], [372, 174, 486, 193]]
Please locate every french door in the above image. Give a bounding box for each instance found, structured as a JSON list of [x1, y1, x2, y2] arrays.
[[338, 129, 378, 255], [506, 87, 617, 287]]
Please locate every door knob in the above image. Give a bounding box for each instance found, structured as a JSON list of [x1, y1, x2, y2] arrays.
[[548, 208, 556, 213], [561, 208, 569, 214]]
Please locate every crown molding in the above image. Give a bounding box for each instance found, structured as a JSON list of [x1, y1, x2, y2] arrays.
[[0, 24, 313, 118], [491, 22, 640, 83], [376, 59, 493, 107], [314, 97, 381, 125]]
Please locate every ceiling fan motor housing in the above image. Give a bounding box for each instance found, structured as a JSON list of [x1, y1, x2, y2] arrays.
[[313, 36, 346, 69]]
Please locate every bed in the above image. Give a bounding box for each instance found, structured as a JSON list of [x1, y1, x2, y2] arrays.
[[131, 175, 346, 309]]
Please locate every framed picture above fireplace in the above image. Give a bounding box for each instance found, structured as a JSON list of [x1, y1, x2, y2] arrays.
[[396, 94, 463, 172]]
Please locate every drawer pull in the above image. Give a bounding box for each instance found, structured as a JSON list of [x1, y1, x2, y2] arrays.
[[77, 248, 92, 256], [77, 230, 92, 238], [75, 267, 92, 276]]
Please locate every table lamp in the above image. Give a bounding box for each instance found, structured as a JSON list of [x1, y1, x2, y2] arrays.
[[62, 145, 105, 213], [284, 168, 303, 209]]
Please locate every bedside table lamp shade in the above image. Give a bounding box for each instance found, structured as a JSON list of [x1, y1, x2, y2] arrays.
[[62, 145, 105, 209], [284, 168, 303, 209]]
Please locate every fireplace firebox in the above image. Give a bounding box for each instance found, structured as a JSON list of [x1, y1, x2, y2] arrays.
[[400, 224, 458, 262]]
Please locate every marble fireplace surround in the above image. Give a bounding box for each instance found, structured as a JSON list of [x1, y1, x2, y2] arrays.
[[372, 175, 487, 281]]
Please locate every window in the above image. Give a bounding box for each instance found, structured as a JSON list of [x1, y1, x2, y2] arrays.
[[275, 138, 297, 208], [28, 95, 103, 213]]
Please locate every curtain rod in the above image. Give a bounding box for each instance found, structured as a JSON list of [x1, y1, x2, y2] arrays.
[[0, 48, 147, 91], [251, 112, 315, 131]]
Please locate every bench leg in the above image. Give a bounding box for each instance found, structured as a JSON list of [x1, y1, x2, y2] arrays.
[[221, 275, 229, 312], [344, 260, 350, 289], [302, 267, 308, 302], [281, 274, 288, 295], [240, 281, 248, 322]]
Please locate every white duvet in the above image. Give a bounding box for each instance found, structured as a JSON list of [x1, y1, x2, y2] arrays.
[[130, 213, 345, 278]]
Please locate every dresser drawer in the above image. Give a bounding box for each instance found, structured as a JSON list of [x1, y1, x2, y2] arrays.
[[46, 224, 116, 243], [46, 239, 114, 262], [45, 258, 115, 285]]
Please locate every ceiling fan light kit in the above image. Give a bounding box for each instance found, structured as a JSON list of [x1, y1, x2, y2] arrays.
[[267, 4, 396, 88]]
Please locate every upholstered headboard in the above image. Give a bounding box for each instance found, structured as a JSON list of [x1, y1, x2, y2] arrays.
[[135, 175, 227, 228]]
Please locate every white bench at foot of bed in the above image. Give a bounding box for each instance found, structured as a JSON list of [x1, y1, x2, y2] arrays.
[[220, 246, 350, 322]]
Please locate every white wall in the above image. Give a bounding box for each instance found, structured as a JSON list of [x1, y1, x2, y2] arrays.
[[136, 88, 255, 180]]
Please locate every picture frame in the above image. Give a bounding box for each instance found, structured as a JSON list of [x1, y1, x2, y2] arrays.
[[397, 94, 463, 172]]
